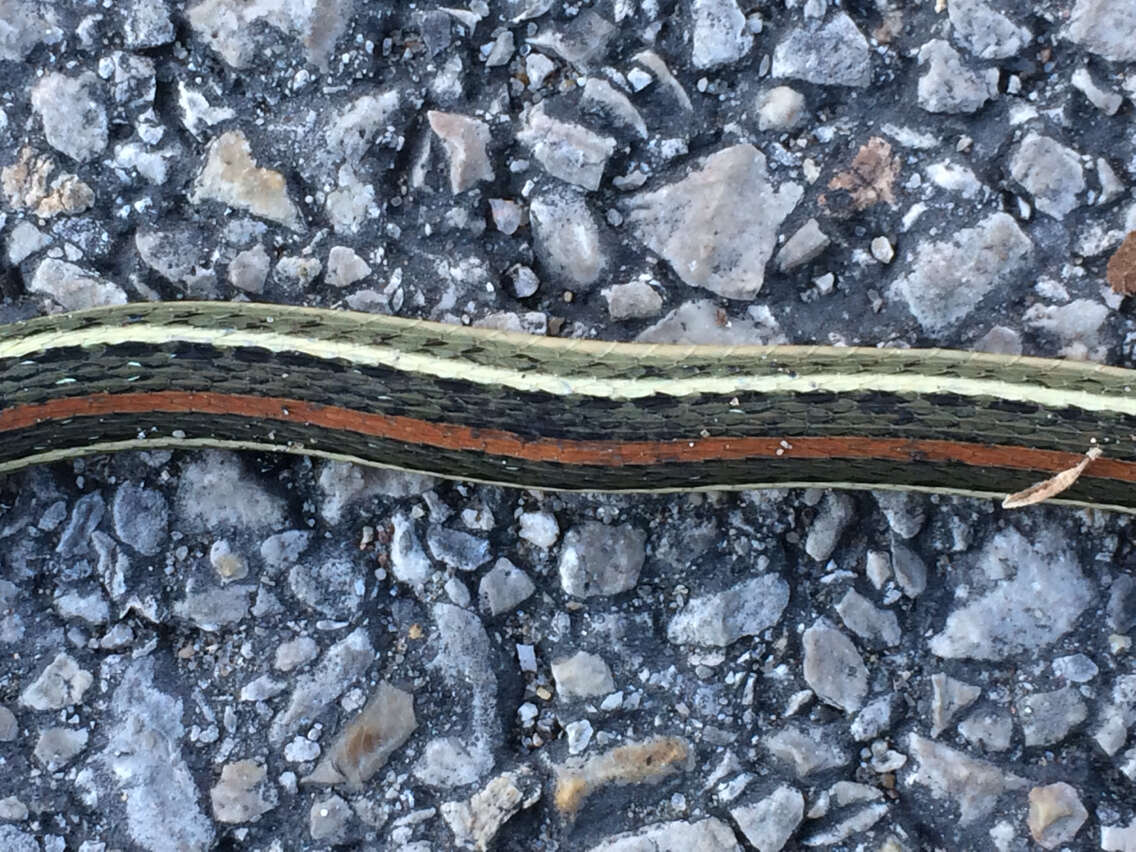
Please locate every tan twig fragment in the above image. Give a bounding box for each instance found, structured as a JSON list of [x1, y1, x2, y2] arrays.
[[1002, 446, 1102, 509], [553, 736, 690, 816]]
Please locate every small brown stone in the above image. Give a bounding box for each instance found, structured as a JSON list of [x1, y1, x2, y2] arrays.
[[1107, 231, 1136, 295], [1027, 782, 1087, 850]]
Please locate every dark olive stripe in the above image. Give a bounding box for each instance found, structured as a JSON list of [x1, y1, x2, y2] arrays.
[[3, 343, 1136, 458], [3, 410, 1134, 506], [3, 301, 1136, 392]]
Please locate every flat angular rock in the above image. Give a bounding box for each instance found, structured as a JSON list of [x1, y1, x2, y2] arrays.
[[1066, 0, 1136, 62], [1010, 134, 1086, 219], [20, 653, 93, 710], [31, 72, 107, 162], [930, 528, 1092, 661], [904, 734, 1027, 825], [948, 0, 1031, 59], [1016, 687, 1087, 747], [1028, 782, 1087, 849], [917, 39, 998, 114], [191, 130, 302, 230], [803, 619, 868, 713], [771, 13, 871, 87], [558, 521, 645, 598], [730, 785, 804, 851], [624, 144, 802, 299], [552, 651, 614, 699], [518, 102, 615, 191], [667, 572, 789, 647], [531, 189, 607, 288], [304, 682, 416, 787], [765, 725, 848, 777], [428, 110, 494, 194], [889, 212, 1032, 333], [691, 0, 751, 69], [587, 818, 739, 852], [211, 760, 277, 823], [441, 767, 541, 850]]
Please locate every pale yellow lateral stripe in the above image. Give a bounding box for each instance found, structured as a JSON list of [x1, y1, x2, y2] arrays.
[[4, 324, 1136, 416], [2, 436, 1132, 514]]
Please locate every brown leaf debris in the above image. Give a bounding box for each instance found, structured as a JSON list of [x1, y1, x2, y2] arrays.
[[1107, 231, 1136, 295], [826, 136, 901, 211]]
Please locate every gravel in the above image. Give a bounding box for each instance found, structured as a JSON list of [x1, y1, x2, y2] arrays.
[[2, 2, 1136, 849]]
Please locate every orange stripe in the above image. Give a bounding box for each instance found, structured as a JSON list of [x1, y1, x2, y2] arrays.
[[2, 390, 1133, 481]]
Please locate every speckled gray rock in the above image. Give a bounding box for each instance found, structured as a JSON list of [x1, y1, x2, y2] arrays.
[[930, 674, 981, 737], [31, 72, 107, 162], [518, 102, 614, 191], [0, 826, 39, 852], [188, 0, 352, 70], [112, 482, 168, 556], [889, 537, 928, 597], [804, 492, 855, 562], [917, 40, 998, 113], [1016, 687, 1088, 747], [730, 785, 803, 851], [558, 521, 646, 598], [97, 659, 215, 851], [1066, 0, 1136, 62], [958, 708, 1013, 751], [552, 651, 614, 699], [587, 817, 740, 852], [776, 217, 829, 271], [288, 554, 363, 618], [428, 110, 494, 194], [1010, 134, 1086, 219], [530, 189, 607, 289], [771, 12, 871, 87], [427, 525, 491, 572], [765, 725, 848, 777], [874, 491, 926, 540], [691, 0, 751, 69], [20, 653, 93, 710], [905, 734, 1027, 825], [835, 589, 900, 647], [624, 144, 802, 300], [1108, 574, 1136, 631], [667, 570, 789, 647], [930, 527, 1093, 661], [269, 627, 375, 746], [0, 705, 16, 741], [889, 212, 1032, 333], [479, 558, 535, 616], [29, 258, 127, 310], [177, 451, 286, 532], [802, 619, 868, 713], [948, 0, 1031, 59]]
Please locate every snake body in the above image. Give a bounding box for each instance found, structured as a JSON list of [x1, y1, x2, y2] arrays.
[[1, 302, 1135, 511]]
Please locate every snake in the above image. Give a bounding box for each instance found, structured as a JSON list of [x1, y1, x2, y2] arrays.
[[0, 301, 1134, 512]]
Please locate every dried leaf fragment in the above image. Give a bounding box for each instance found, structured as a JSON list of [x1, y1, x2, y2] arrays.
[[1106, 231, 1136, 295], [1002, 447, 1102, 509], [826, 137, 900, 211]]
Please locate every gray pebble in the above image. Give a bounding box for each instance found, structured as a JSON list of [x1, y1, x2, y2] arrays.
[[558, 521, 645, 598], [803, 618, 868, 713]]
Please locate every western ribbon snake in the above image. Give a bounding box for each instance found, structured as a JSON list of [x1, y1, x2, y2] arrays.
[[1, 301, 1134, 512]]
